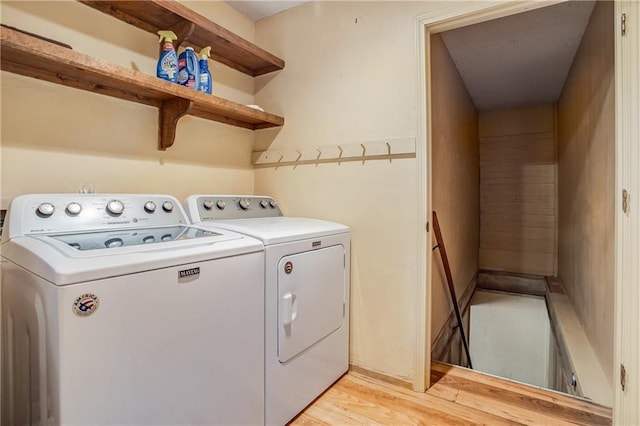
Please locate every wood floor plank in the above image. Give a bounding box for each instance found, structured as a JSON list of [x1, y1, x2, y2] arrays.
[[290, 362, 612, 425], [431, 362, 612, 418], [431, 373, 592, 425], [291, 412, 331, 425], [326, 379, 470, 425], [343, 374, 520, 425]]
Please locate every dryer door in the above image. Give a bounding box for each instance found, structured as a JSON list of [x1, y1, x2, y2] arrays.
[[278, 245, 346, 363]]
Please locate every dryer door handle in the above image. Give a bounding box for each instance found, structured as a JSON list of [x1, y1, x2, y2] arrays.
[[282, 292, 297, 327]]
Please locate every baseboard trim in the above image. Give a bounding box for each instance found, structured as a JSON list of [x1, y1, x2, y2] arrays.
[[348, 364, 413, 389]]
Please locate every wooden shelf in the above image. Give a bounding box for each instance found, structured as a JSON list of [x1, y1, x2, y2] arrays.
[[0, 26, 284, 150], [79, 0, 285, 77]]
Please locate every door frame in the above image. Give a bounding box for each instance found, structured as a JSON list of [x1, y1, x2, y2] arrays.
[[414, 0, 567, 392], [613, 0, 639, 423], [414, 3, 640, 424]]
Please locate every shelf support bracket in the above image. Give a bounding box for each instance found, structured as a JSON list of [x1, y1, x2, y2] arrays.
[[174, 21, 197, 50], [158, 98, 193, 151]]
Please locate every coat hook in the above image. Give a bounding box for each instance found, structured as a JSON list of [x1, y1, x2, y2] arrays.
[[277, 152, 284, 163], [316, 148, 322, 160], [338, 145, 344, 159], [295, 149, 302, 161], [386, 141, 392, 156], [360, 143, 366, 157]]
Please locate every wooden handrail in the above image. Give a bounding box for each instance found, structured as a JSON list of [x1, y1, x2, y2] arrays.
[[432, 211, 473, 369]]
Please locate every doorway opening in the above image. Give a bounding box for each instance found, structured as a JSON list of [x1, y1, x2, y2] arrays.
[[426, 0, 614, 406]]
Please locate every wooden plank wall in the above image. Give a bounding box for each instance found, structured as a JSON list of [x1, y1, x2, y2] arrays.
[[479, 104, 557, 276]]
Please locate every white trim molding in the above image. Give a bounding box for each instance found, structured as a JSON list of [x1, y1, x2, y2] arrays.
[[614, 0, 640, 424]]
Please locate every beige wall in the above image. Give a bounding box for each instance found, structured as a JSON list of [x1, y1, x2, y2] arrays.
[[557, 1, 614, 386], [479, 104, 557, 276], [0, 1, 256, 205], [429, 34, 479, 346], [252, 1, 442, 382]]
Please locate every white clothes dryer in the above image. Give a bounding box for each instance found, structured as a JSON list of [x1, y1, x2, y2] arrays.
[[1, 194, 265, 426], [184, 195, 350, 426]]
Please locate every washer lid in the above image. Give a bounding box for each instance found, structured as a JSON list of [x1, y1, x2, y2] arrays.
[[209, 217, 349, 245], [1, 225, 264, 285], [45, 225, 221, 252]]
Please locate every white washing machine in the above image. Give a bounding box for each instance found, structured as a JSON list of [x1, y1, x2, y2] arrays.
[[1, 194, 265, 426], [185, 195, 350, 425]]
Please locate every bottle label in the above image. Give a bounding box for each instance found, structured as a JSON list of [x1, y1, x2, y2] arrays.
[[161, 54, 177, 72], [178, 69, 188, 85]]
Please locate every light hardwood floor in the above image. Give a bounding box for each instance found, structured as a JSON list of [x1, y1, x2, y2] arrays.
[[290, 362, 612, 425]]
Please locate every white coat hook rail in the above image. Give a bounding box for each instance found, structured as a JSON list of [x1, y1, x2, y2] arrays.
[[251, 137, 416, 168]]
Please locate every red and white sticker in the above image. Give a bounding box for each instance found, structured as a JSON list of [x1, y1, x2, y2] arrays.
[[72, 293, 100, 317]]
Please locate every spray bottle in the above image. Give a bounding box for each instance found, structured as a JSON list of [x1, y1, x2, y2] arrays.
[[198, 46, 212, 94], [156, 31, 178, 83]]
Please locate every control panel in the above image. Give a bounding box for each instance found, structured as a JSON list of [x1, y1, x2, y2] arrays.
[[187, 195, 284, 222], [7, 194, 189, 237]]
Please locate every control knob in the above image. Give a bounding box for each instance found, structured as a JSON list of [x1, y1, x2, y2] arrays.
[[106, 199, 125, 216], [36, 202, 55, 217], [162, 201, 174, 212], [216, 200, 226, 210], [269, 200, 277, 208], [66, 202, 82, 216], [203, 200, 214, 210], [144, 201, 157, 213], [105, 238, 124, 248], [259, 200, 269, 209], [238, 199, 250, 210]]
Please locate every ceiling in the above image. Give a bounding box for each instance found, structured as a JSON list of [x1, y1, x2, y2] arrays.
[[225, 1, 595, 112], [441, 1, 596, 111], [225, 1, 307, 21]]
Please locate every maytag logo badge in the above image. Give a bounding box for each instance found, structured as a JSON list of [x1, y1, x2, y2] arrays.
[[178, 267, 200, 279]]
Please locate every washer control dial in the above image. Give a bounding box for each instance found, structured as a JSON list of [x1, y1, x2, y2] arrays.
[[66, 202, 82, 215], [269, 200, 277, 208], [37, 202, 55, 217], [106, 200, 125, 216], [162, 201, 174, 212], [144, 201, 157, 213], [216, 200, 226, 210], [203, 200, 214, 210], [238, 199, 251, 210], [105, 238, 124, 248], [259, 200, 269, 209]]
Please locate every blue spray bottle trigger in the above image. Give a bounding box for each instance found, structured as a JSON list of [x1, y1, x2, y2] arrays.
[[198, 46, 212, 94]]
